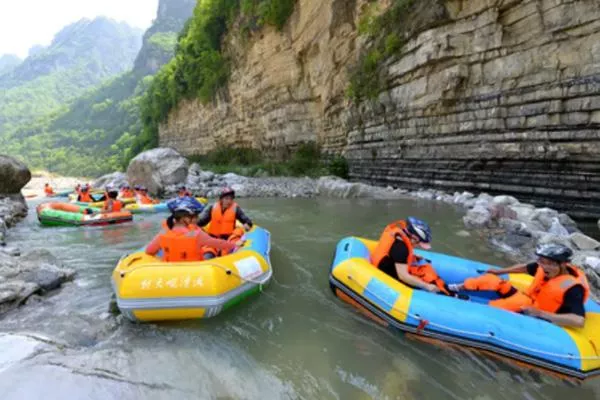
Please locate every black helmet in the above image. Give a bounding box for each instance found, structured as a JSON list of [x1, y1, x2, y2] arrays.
[[535, 243, 573, 263], [220, 187, 235, 199], [406, 217, 432, 243]]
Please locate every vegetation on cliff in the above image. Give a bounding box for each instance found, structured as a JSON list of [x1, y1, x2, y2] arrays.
[[131, 0, 296, 157], [191, 143, 349, 178], [347, 0, 447, 101], [1, 0, 195, 177]]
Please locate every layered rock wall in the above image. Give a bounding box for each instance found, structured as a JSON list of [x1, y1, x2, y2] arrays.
[[159, 0, 600, 218]]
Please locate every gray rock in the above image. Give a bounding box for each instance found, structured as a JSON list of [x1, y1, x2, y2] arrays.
[[508, 204, 536, 221], [569, 232, 600, 251], [490, 204, 517, 220], [92, 172, 128, 189], [463, 206, 492, 228], [0, 155, 31, 194], [455, 230, 471, 237], [530, 207, 560, 230], [453, 191, 475, 205], [537, 233, 569, 246], [499, 218, 532, 237], [547, 218, 569, 237], [492, 195, 519, 206], [558, 213, 578, 233], [583, 256, 600, 274], [127, 148, 189, 195]]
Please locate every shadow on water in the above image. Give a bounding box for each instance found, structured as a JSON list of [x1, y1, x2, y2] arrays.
[[1, 197, 599, 399]]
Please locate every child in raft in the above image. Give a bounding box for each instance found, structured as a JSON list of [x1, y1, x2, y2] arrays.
[[145, 205, 244, 262], [44, 183, 54, 196]]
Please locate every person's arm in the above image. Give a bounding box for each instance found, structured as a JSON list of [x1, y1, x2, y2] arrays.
[[196, 205, 212, 227], [394, 263, 438, 292], [145, 233, 163, 256], [488, 263, 529, 275], [195, 230, 236, 252], [235, 207, 253, 228], [523, 285, 586, 328]]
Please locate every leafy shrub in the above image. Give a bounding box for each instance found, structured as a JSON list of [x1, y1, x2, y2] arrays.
[[328, 155, 349, 179]]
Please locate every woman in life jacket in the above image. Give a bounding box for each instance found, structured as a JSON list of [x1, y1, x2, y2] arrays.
[[146, 204, 244, 262], [101, 187, 123, 213], [449, 244, 589, 328], [44, 183, 54, 196], [136, 186, 156, 205], [77, 186, 94, 203], [372, 217, 456, 296], [197, 187, 253, 260]]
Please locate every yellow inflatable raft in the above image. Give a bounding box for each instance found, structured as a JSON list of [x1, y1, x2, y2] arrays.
[[112, 226, 272, 322]]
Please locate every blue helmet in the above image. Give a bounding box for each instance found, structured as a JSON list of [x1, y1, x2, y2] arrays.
[[406, 217, 432, 243], [167, 197, 204, 214]]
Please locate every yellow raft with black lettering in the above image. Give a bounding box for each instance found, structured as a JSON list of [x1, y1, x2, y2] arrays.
[[112, 226, 272, 322]]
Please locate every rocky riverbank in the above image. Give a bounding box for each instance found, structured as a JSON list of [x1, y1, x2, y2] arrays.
[[21, 171, 88, 198], [0, 155, 75, 316]]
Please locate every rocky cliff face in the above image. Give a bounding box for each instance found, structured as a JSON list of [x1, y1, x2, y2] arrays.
[[159, 0, 600, 218]]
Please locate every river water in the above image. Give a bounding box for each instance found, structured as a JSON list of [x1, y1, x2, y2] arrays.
[[1, 197, 599, 399]]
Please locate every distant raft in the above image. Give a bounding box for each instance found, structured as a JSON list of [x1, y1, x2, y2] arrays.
[[329, 236, 600, 380], [112, 226, 272, 322], [36, 202, 133, 227], [125, 202, 169, 214]]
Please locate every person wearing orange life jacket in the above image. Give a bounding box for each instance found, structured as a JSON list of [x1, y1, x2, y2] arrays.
[[77, 186, 94, 203], [146, 205, 243, 262], [44, 183, 55, 197], [178, 185, 192, 198], [136, 186, 156, 205], [449, 244, 589, 328], [196, 187, 253, 260], [101, 187, 123, 213], [372, 217, 456, 296], [119, 184, 134, 199]]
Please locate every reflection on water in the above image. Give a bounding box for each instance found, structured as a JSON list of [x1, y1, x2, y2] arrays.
[[1, 197, 599, 399]]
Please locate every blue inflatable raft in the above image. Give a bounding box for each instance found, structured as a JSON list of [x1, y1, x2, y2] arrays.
[[329, 236, 600, 379]]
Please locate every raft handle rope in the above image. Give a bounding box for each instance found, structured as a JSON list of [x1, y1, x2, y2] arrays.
[[345, 273, 600, 361]]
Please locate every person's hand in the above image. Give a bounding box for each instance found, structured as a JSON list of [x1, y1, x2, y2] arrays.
[[424, 284, 440, 293], [521, 307, 543, 317], [486, 269, 501, 275], [234, 239, 246, 248], [243, 223, 252, 231]]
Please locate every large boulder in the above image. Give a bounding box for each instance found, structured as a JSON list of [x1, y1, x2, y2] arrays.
[[127, 148, 189, 195], [0, 155, 31, 194], [92, 172, 128, 189]]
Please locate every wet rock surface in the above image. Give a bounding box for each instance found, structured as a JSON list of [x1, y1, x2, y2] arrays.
[[0, 249, 75, 315]]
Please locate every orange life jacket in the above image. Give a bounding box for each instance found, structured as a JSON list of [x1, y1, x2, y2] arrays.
[[138, 193, 154, 205], [158, 228, 202, 262], [104, 199, 123, 212], [120, 189, 134, 198], [207, 202, 237, 237], [44, 186, 54, 196], [527, 264, 590, 313], [79, 192, 93, 202], [371, 220, 448, 294]]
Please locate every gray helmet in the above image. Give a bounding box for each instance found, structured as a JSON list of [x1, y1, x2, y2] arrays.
[[535, 243, 573, 263]]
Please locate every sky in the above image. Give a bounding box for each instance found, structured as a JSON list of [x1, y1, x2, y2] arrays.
[[0, 0, 159, 58]]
